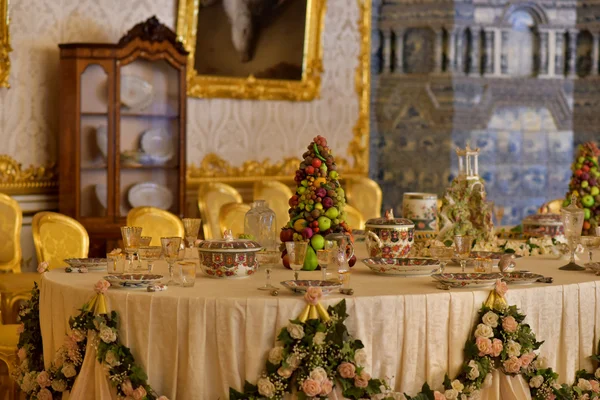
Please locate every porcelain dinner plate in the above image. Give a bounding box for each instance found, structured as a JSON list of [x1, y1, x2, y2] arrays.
[[362, 257, 440, 276], [64, 258, 107, 271], [585, 262, 600, 274], [280, 280, 342, 294], [96, 126, 108, 159], [501, 272, 544, 285], [128, 182, 173, 210], [104, 274, 163, 287], [452, 251, 522, 266], [120, 75, 154, 111], [95, 184, 107, 209], [432, 272, 502, 288], [141, 128, 173, 164]]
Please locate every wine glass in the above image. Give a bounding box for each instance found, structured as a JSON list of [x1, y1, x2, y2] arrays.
[[256, 250, 280, 290], [285, 241, 308, 281], [317, 248, 333, 281], [121, 226, 142, 272], [161, 237, 182, 285], [140, 236, 152, 246], [182, 218, 202, 248], [453, 235, 473, 273], [493, 205, 505, 227], [138, 246, 162, 273], [335, 246, 351, 289], [429, 245, 455, 273], [580, 236, 600, 263]]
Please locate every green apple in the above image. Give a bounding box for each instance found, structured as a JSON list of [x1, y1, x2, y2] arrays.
[[582, 181, 590, 188], [297, 186, 306, 195], [579, 156, 586, 163], [317, 216, 331, 231], [582, 194, 595, 208], [311, 234, 325, 250], [301, 179, 308, 187], [592, 187, 600, 196], [585, 208, 592, 220], [325, 206, 339, 219]]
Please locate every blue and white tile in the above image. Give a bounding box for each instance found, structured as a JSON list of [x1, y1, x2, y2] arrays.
[[470, 130, 496, 163], [522, 165, 548, 194], [540, 107, 558, 131], [496, 131, 522, 162], [496, 166, 521, 195], [522, 131, 548, 163], [548, 131, 573, 163], [520, 107, 543, 132]]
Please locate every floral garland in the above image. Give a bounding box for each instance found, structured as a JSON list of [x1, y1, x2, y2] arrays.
[[230, 287, 401, 400], [12, 264, 170, 400]]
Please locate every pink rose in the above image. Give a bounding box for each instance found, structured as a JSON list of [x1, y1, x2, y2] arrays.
[[320, 379, 333, 395], [17, 347, 26, 361], [338, 362, 356, 379], [121, 380, 134, 396], [503, 356, 522, 374], [520, 352, 535, 368], [37, 371, 51, 387], [354, 370, 370, 388], [37, 388, 53, 400], [17, 324, 24, 334], [476, 337, 492, 356], [495, 280, 508, 297], [71, 329, 86, 342], [434, 391, 447, 400], [491, 338, 503, 357], [545, 395, 556, 400], [302, 378, 322, 397], [304, 286, 323, 305], [277, 367, 293, 378], [133, 386, 147, 400], [37, 261, 49, 274], [502, 316, 518, 333], [591, 380, 600, 393], [94, 279, 111, 294]]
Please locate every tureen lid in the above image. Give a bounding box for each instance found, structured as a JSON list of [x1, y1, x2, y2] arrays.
[[403, 192, 437, 200], [197, 229, 262, 252], [365, 209, 415, 227]]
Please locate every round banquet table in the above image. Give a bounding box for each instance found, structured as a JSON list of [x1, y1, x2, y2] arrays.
[[40, 247, 600, 399]]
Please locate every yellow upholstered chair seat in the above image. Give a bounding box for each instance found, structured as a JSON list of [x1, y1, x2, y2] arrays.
[[344, 204, 366, 231], [0, 275, 38, 324], [253, 181, 293, 229], [345, 177, 383, 221], [126, 207, 185, 246], [0, 193, 22, 273], [33, 212, 89, 270], [0, 324, 19, 400], [198, 183, 242, 240], [219, 203, 251, 239], [539, 198, 563, 214]]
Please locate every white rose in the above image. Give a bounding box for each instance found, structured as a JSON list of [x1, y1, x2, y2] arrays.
[[104, 350, 120, 367], [286, 354, 301, 369], [309, 367, 328, 383], [313, 332, 326, 346], [460, 395, 468, 400], [469, 390, 481, 400], [257, 377, 276, 397], [483, 373, 493, 388], [99, 326, 117, 344], [52, 379, 67, 392], [579, 379, 593, 391], [595, 368, 600, 380], [534, 357, 547, 370], [61, 363, 77, 378], [482, 311, 499, 328], [506, 340, 522, 358], [529, 375, 544, 389], [445, 389, 459, 400], [452, 379, 465, 392], [287, 323, 305, 340], [268, 346, 285, 364], [21, 372, 38, 393], [474, 324, 493, 339], [467, 360, 480, 380], [354, 348, 368, 366]]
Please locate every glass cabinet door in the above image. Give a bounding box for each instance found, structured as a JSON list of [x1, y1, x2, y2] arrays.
[[80, 64, 109, 218], [117, 58, 180, 217]]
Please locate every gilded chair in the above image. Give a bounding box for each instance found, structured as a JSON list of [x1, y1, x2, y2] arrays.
[[32, 211, 89, 270], [197, 183, 242, 239], [539, 198, 563, 214], [0, 193, 22, 274], [345, 177, 382, 221], [0, 323, 19, 399], [219, 203, 251, 238], [344, 204, 366, 230], [126, 207, 185, 246], [253, 181, 293, 229]]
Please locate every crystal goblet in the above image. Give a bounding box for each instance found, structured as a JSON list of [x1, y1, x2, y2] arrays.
[[317, 248, 333, 281], [120, 226, 142, 272], [182, 218, 202, 248], [138, 246, 162, 273], [429, 245, 455, 273], [580, 236, 600, 263], [161, 237, 182, 285], [285, 241, 308, 281], [454, 235, 473, 273], [256, 250, 280, 290]]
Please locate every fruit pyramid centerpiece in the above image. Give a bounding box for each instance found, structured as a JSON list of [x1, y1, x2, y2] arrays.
[[280, 136, 353, 270], [565, 142, 600, 235]]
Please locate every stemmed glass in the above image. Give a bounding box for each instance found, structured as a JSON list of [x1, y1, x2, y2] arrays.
[[317, 247, 333, 281], [161, 237, 182, 285], [493, 205, 505, 227], [580, 236, 600, 263], [429, 245, 455, 273], [454, 235, 473, 273], [182, 218, 202, 248], [138, 246, 162, 273], [140, 236, 152, 246], [256, 250, 280, 290], [121, 226, 142, 272], [285, 241, 308, 281]]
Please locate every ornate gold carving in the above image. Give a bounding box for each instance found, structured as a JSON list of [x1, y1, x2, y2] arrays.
[[176, 0, 326, 101], [0, 155, 58, 194], [0, 0, 10, 88]]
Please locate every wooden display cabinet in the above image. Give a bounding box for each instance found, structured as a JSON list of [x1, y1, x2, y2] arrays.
[[58, 17, 188, 257]]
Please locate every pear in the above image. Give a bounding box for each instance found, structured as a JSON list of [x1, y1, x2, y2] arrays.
[[303, 246, 319, 271]]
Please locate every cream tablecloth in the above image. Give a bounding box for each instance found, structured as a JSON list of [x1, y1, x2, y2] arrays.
[[39, 248, 600, 399]]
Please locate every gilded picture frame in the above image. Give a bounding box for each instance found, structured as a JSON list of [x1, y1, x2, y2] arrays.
[[176, 0, 326, 101], [0, 0, 10, 88]]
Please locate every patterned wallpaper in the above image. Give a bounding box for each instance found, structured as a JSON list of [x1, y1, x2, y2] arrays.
[[0, 0, 361, 168]]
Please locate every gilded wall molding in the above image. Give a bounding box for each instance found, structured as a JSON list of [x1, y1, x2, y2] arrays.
[[0, 0, 10, 88], [0, 155, 58, 194]]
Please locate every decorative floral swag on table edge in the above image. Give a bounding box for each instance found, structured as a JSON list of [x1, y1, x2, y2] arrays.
[[12, 262, 170, 400], [230, 283, 600, 400]]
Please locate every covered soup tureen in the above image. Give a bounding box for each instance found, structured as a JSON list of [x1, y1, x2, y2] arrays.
[[365, 210, 415, 259], [197, 230, 262, 278]]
